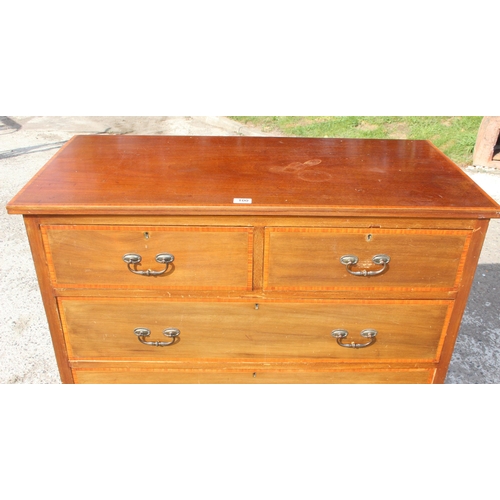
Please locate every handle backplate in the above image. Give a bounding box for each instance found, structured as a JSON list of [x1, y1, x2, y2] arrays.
[[123, 253, 174, 276], [331, 328, 377, 348], [134, 327, 180, 346], [340, 254, 390, 276]]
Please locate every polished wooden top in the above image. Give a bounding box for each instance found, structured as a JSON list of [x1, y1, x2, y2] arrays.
[[7, 135, 500, 218]]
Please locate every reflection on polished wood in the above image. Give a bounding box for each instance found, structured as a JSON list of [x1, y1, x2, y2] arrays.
[[7, 135, 500, 218]]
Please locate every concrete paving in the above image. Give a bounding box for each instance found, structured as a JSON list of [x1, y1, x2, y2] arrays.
[[1, 116, 499, 383]]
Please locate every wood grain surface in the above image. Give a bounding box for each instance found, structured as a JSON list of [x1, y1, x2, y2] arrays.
[[73, 368, 435, 384], [59, 298, 453, 363], [42, 225, 253, 289], [264, 227, 471, 290], [7, 135, 500, 218]]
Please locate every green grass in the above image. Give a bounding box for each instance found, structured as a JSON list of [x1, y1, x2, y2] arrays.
[[229, 116, 483, 167]]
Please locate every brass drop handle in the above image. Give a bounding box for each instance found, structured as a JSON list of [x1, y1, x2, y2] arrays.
[[123, 253, 174, 276], [134, 327, 180, 346], [340, 254, 390, 276], [331, 329, 377, 348]]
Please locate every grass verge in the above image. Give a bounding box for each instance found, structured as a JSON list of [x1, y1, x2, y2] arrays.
[[230, 116, 482, 167]]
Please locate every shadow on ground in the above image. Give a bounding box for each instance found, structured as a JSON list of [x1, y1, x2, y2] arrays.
[[0, 116, 22, 134], [447, 263, 500, 383]]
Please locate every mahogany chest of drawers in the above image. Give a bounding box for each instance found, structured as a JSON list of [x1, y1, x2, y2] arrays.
[[7, 135, 500, 383]]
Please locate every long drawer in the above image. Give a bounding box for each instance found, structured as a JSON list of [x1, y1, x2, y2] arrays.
[[41, 225, 253, 290], [264, 227, 471, 291], [73, 368, 436, 384], [59, 298, 453, 363]]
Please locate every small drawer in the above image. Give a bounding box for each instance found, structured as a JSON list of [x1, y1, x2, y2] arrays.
[[41, 225, 253, 290], [59, 298, 453, 363], [72, 368, 436, 384], [264, 227, 471, 291]]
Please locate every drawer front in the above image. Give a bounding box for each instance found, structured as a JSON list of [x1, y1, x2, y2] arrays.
[[60, 299, 453, 363], [264, 227, 471, 291], [73, 368, 435, 384], [42, 225, 253, 290]]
